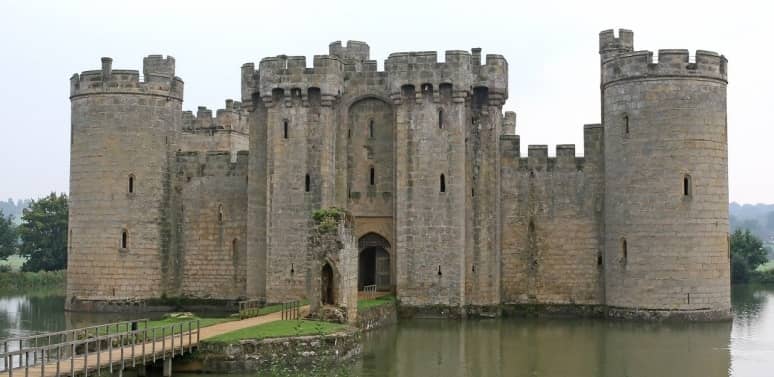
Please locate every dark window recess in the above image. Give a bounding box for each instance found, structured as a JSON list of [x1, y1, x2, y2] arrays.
[[624, 115, 630, 135], [438, 109, 444, 129], [218, 205, 224, 223], [121, 230, 127, 249], [283, 120, 289, 139], [683, 175, 692, 197], [621, 238, 628, 265], [370, 167, 375, 185], [128, 176, 134, 193], [440, 174, 446, 193], [369, 119, 374, 138], [437, 265, 442, 276], [305, 174, 311, 192]]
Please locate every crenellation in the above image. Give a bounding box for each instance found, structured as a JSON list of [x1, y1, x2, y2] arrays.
[[67, 30, 730, 320]]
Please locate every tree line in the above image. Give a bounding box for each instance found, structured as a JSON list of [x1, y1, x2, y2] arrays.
[[0, 193, 68, 271]]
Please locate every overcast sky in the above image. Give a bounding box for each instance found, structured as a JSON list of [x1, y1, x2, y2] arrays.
[[0, 0, 770, 204]]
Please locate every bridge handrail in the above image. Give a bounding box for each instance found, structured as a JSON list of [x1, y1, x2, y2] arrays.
[[0, 319, 149, 349], [0, 319, 200, 375], [238, 297, 266, 319]]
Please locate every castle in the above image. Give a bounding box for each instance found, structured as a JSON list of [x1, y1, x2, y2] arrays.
[[66, 29, 731, 320]]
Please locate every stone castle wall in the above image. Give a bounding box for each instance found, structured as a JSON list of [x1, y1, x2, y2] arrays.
[[67, 30, 731, 319], [172, 151, 249, 299]]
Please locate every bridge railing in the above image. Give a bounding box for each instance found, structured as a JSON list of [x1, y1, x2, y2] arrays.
[[362, 285, 377, 300], [281, 300, 300, 320], [238, 298, 266, 319], [0, 319, 200, 377], [0, 319, 149, 371]]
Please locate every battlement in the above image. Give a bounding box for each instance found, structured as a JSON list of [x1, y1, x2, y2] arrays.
[[384, 48, 508, 100], [599, 29, 727, 86], [329, 40, 370, 62], [70, 56, 184, 100], [176, 150, 249, 178], [601, 48, 727, 86], [503, 112, 517, 135], [248, 54, 345, 104], [500, 125, 604, 172], [183, 99, 247, 133], [599, 29, 634, 61]]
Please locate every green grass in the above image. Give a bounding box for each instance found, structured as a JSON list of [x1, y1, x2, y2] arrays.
[[357, 294, 395, 310], [204, 320, 347, 344], [143, 316, 233, 330], [0, 255, 27, 271], [756, 260, 774, 272]]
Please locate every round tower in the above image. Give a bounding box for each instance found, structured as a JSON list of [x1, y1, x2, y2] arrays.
[[599, 29, 730, 320], [67, 56, 184, 309]]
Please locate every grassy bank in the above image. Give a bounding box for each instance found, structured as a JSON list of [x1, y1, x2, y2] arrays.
[[357, 294, 395, 310], [0, 270, 65, 292], [204, 320, 347, 344]]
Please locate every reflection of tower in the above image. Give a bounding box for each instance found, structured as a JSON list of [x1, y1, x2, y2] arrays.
[[67, 56, 183, 308], [599, 29, 730, 319]]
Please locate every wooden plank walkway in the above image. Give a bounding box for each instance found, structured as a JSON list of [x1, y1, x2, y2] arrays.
[[3, 304, 309, 377]]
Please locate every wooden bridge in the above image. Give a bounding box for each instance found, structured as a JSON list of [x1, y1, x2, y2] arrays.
[[1, 301, 304, 377]]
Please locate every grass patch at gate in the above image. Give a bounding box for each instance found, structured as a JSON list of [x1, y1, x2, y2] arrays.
[[203, 320, 347, 344], [358, 294, 395, 310]]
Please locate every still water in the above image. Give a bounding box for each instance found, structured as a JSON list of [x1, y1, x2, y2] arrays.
[[1, 286, 772, 377]]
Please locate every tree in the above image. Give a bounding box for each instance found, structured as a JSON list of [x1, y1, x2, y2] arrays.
[[0, 210, 17, 260], [730, 228, 768, 284], [17, 193, 68, 271]]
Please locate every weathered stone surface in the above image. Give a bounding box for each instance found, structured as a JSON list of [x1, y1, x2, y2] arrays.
[[67, 29, 730, 320]]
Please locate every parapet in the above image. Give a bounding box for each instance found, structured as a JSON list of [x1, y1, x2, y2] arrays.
[[329, 40, 370, 62], [499, 125, 605, 172], [246, 54, 345, 105], [384, 48, 508, 101], [599, 29, 727, 86], [70, 56, 184, 100], [182, 99, 248, 133], [176, 150, 249, 178], [503, 112, 517, 135], [599, 29, 634, 62]]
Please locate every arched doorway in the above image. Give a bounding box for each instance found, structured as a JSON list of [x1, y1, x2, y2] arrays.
[[321, 262, 335, 305], [358, 233, 391, 291]]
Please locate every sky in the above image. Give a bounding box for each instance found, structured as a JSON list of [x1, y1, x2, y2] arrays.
[[0, 0, 770, 204]]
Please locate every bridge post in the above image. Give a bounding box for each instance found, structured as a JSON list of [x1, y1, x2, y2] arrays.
[[162, 358, 172, 377], [137, 365, 147, 377]]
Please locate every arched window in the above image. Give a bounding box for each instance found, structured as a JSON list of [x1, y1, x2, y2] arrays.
[[683, 174, 692, 197], [121, 230, 128, 249], [369, 119, 374, 138], [438, 109, 444, 129], [305, 174, 311, 192], [623, 114, 630, 135], [621, 238, 628, 265], [128, 175, 135, 193], [218, 204, 224, 223], [440, 174, 446, 193], [283, 120, 289, 139], [369, 166, 375, 186]]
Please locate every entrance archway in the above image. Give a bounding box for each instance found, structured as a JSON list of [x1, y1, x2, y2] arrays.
[[358, 233, 391, 291], [321, 262, 335, 305]]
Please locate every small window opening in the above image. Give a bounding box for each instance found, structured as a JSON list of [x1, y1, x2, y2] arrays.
[[369, 167, 375, 186], [128, 175, 134, 193], [283, 120, 289, 139], [218, 204, 224, 223], [438, 109, 444, 129], [471, 188, 475, 197], [232, 239, 238, 258], [623, 115, 630, 135], [290, 263, 295, 274], [121, 230, 127, 249], [437, 265, 442, 276], [683, 175, 692, 197], [369, 119, 374, 138], [621, 238, 628, 265], [348, 129, 351, 138], [597, 254, 603, 267], [305, 174, 311, 192], [440, 174, 446, 193]]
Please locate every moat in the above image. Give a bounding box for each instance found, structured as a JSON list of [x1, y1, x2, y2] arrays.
[[2, 285, 772, 377]]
